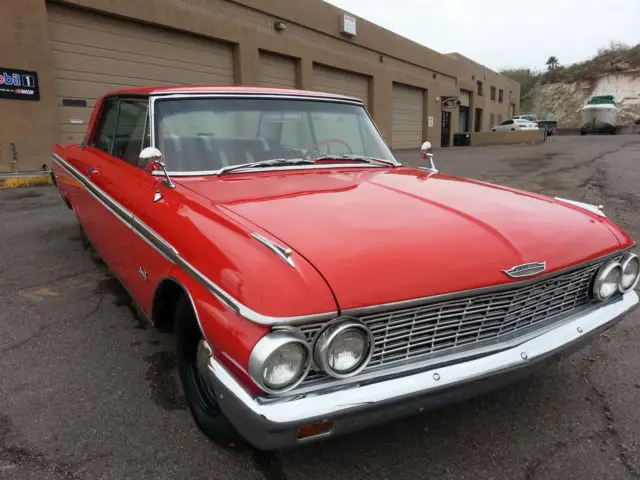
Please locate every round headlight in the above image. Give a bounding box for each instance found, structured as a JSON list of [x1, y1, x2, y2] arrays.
[[248, 331, 310, 394], [314, 319, 373, 378], [592, 260, 623, 301], [620, 253, 640, 291]]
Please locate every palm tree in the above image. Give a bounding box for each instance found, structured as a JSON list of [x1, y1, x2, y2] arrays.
[[546, 56, 560, 71]]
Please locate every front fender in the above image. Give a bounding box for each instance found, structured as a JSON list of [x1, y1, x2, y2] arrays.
[[166, 266, 268, 392], [133, 183, 339, 323]]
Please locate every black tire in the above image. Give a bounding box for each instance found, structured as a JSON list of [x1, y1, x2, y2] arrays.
[[174, 296, 245, 449], [78, 223, 91, 250]]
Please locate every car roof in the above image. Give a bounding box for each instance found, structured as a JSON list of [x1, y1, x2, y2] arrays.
[[105, 85, 363, 102]]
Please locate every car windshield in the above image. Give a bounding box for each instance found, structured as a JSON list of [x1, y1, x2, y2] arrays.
[[153, 97, 397, 173]]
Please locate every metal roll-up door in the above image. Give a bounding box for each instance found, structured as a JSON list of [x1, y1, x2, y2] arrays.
[[47, 4, 235, 144], [259, 52, 297, 89], [312, 64, 369, 109], [391, 83, 424, 149]]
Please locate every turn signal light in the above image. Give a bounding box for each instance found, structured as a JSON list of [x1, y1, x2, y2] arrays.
[[296, 421, 334, 440]]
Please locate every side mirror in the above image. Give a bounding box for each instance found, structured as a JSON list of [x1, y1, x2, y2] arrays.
[[139, 146, 163, 166], [419, 141, 438, 173], [139, 147, 175, 189]]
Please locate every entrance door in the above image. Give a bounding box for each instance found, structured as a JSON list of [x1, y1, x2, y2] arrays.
[[459, 106, 470, 133], [474, 108, 483, 132], [440, 111, 451, 147]]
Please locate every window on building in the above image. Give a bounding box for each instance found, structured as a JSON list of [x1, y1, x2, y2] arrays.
[[498, 89, 504, 102], [490, 86, 496, 101], [477, 80, 483, 96], [497, 114, 502, 125], [489, 113, 495, 129]]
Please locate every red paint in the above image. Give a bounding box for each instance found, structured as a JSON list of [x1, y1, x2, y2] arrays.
[[183, 167, 629, 310], [52, 87, 634, 395]]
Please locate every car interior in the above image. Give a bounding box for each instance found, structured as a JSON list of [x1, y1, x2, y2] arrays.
[[158, 134, 306, 171]]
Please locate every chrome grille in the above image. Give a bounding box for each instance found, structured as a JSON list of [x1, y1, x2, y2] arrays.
[[299, 257, 617, 387]]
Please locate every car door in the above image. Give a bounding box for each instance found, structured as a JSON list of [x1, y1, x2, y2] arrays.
[[81, 97, 158, 292], [70, 97, 121, 255]]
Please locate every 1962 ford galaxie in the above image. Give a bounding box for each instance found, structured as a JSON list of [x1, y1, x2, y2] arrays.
[[51, 86, 639, 450]]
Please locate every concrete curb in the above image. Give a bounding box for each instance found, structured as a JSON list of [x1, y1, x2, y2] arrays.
[[0, 172, 53, 189]]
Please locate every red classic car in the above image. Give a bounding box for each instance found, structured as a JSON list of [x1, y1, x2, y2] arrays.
[[51, 86, 639, 450]]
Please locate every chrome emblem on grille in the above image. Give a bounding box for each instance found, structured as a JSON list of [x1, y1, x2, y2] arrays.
[[503, 261, 547, 278]]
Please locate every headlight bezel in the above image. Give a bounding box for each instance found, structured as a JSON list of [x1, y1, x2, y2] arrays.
[[313, 318, 374, 379], [619, 252, 640, 292], [592, 259, 623, 301], [248, 330, 311, 394]]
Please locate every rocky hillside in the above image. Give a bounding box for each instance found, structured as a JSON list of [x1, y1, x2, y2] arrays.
[[526, 73, 640, 127], [503, 43, 640, 128]]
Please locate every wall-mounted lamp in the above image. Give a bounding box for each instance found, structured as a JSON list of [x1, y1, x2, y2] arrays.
[[274, 21, 286, 32], [379, 55, 384, 63], [432, 73, 437, 80]]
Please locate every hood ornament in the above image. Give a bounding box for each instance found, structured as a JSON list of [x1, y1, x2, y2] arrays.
[[503, 261, 546, 278]]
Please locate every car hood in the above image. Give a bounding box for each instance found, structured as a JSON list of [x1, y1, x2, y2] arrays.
[[179, 167, 626, 310]]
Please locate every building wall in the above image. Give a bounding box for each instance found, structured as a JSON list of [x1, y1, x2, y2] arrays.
[[0, 0, 57, 173], [447, 53, 521, 134], [0, 0, 521, 172]]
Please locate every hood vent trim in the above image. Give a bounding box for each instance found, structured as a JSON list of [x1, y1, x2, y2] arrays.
[[252, 233, 296, 267]]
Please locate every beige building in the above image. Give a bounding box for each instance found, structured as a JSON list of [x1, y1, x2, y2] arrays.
[[1, 0, 520, 172]]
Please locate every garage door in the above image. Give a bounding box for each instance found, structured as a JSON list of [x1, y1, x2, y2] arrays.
[[391, 83, 425, 149], [47, 5, 234, 143], [259, 52, 297, 89], [312, 64, 369, 109]]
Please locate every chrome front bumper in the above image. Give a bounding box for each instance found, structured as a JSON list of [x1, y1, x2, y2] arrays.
[[205, 291, 639, 450]]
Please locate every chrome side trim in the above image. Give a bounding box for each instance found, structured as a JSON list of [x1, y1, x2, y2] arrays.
[[251, 233, 295, 267], [554, 197, 607, 217], [52, 152, 336, 325], [341, 248, 633, 317]]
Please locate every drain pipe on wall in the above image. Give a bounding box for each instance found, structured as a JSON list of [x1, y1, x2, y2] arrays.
[[9, 142, 18, 173]]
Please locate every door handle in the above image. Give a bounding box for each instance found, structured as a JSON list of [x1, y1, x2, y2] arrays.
[[86, 167, 99, 175]]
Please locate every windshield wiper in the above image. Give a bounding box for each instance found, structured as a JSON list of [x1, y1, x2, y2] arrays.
[[217, 158, 315, 175], [313, 154, 398, 167]]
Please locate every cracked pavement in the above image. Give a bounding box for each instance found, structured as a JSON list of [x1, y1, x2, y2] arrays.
[[1, 135, 640, 479]]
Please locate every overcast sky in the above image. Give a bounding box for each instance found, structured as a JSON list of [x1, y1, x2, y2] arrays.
[[324, 0, 640, 72]]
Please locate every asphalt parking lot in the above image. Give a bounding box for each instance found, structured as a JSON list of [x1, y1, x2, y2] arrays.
[[1, 135, 640, 480]]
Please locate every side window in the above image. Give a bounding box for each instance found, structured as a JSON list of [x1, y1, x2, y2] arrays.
[[91, 100, 119, 154], [113, 99, 149, 166]]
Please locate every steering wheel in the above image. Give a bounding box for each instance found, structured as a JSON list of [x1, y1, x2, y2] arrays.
[[305, 138, 353, 158]]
